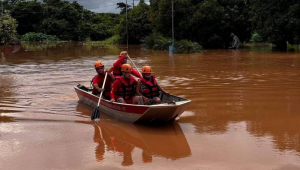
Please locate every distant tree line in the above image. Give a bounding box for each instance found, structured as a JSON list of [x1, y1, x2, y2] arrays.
[[0, 0, 299, 50]]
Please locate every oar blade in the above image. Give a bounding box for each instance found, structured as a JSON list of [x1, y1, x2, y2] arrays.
[[91, 107, 100, 120]]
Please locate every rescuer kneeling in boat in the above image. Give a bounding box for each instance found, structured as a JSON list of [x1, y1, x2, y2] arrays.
[[110, 64, 143, 105], [136, 66, 169, 105], [109, 51, 141, 78], [92, 61, 115, 99]]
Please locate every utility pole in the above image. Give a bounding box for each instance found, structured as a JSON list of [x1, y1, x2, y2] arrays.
[[126, 0, 128, 49], [172, 1, 174, 46], [133, 0, 134, 8], [1, 1, 3, 15]]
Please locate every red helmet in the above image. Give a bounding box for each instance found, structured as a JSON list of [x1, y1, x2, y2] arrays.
[[121, 64, 132, 72], [94, 61, 104, 69]]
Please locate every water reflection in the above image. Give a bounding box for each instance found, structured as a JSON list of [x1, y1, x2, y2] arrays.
[[75, 101, 191, 166], [92, 121, 191, 166], [0, 75, 18, 114]]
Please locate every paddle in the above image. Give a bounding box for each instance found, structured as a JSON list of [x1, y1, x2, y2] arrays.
[[127, 55, 142, 76], [91, 72, 108, 120]]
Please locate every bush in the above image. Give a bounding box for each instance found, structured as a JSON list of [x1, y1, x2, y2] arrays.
[[21, 32, 59, 42], [174, 40, 203, 53], [142, 34, 203, 53], [250, 32, 263, 43], [0, 14, 17, 44]]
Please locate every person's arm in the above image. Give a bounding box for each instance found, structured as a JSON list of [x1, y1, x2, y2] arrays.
[[157, 84, 169, 95], [108, 66, 114, 74], [110, 80, 119, 102], [92, 76, 104, 93], [106, 69, 115, 82], [132, 68, 142, 78], [113, 56, 125, 67]]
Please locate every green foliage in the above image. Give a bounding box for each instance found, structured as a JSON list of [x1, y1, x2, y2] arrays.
[[102, 35, 121, 44], [9, 0, 118, 41], [85, 35, 121, 45], [10, 0, 44, 35], [153, 35, 172, 50], [174, 39, 203, 53], [250, 32, 263, 43], [0, 14, 17, 44], [116, 1, 153, 44], [142, 34, 202, 53], [150, 0, 251, 48], [90, 13, 120, 41], [251, 0, 300, 49], [4, 0, 299, 51], [21, 41, 60, 51], [21, 32, 59, 42]]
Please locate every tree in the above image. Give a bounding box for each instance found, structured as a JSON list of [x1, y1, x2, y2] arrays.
[[10, 0, 44, 35], [116, 2, 132, 15], [251, 0, 300, 50], [116, 1, 152, 44], [90, 13, 120, 41], [0, 14, 17, 44]]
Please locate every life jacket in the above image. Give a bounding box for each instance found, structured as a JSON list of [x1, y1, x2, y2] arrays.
[[115, 76, 136, 100], [139, 75, 159, 98], [112, 65, 122, 77]]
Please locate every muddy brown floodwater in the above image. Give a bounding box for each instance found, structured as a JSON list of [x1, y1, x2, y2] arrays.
[[1, 42, 300, 170]]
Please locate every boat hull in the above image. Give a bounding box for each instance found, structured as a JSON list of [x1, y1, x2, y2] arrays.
[[74, 85, 191, 124]]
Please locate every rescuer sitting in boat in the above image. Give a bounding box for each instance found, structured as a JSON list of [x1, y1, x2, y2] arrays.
[[109, 51, 141, 78], [136, 66, 169, 105], [92, 61, 115, 99], [110, 64, 143, 105]]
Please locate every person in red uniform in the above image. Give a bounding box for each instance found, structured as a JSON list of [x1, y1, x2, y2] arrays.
[[136, 66, 168, 105], [110, 64, 143, 104], [92, 61, 115, 99], [109, 51, 141, 78]]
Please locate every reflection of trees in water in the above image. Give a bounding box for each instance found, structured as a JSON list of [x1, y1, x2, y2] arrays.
[[188, 99, 300, 154], [1, 42, 131, 64], [246, 113, 300, 153], [0, 76, 18, 118]]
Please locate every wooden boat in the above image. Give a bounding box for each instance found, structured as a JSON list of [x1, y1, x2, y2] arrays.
[[74, 84, 191, 124]]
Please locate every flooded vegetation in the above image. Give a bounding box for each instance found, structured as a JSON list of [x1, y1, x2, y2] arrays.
[[1, 43, 300, 170]]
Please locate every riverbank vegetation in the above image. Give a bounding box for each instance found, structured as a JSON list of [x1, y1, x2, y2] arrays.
[[0, 0, 299, 51]]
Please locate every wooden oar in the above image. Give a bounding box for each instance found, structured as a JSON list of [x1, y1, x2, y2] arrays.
[[127, 55, 142, 76], [91, 72, 108, 120]]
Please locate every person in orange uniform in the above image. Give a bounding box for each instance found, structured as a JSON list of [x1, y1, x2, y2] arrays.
[[109, 51, 141, 78], [110, 64, 143, 104], [136, 66, 169, 105], [92, 61, 115, 99]]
